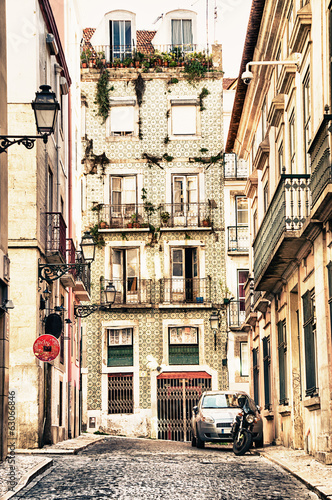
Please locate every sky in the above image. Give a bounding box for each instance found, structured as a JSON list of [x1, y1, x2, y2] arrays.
[[78, 0, 251, 77]]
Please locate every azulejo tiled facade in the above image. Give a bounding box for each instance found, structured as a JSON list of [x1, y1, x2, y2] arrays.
[[80, 9, 227, 440]]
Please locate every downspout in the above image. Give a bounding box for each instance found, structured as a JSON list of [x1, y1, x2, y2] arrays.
[[67, 88, 73, 439]]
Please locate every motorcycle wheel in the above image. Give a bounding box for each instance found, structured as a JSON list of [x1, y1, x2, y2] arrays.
[[191, 431, 196, 447], [232, 429, 252, 456]]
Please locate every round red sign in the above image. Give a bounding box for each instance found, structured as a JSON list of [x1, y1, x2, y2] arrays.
[[33, 334, 60, 362]]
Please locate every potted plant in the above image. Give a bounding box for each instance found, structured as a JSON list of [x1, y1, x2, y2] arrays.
[[160, 211, 170, 224], [202, 217, 211, 227]]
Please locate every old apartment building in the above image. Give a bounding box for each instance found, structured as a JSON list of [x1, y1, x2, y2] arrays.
[[80, 8, 228, 440], [226, 0, 332, 462]]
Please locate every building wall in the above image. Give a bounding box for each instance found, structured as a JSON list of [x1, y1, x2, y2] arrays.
[[80, 35, 226, 437]]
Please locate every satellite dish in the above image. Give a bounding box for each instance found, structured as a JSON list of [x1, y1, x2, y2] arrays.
[[45, 313, 63, 339]]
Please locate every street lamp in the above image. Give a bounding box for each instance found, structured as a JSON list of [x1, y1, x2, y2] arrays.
[[210, 310, 220, 351], [0, 85, 60, 153], [80, 231, 96, 264], [74, 281, 117, 318]]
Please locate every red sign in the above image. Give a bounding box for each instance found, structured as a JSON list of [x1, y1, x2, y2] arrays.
[[33, 334, 60, 362]]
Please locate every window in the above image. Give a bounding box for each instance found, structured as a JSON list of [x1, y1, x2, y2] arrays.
[[302, 289, 318, 396], [263, 336, 271, 409], [253, 348, 259, 406], [170, 247, 199, 303], [278, 319, 288, 405], [287, 2, 294, 49], [303, 69, 311, 173], [169, 326, 199, 364], [110, 20, 132, 60], [112, 248, 139, 304], [172, 175, 198, 224], [171, 19, 193, 48], [263, 183, 269, 213], [253, 210, 258, 238], [276, 43, 282, 80], [48, 168, 53, 213], [261, 99, 267, 139], [289, 109, 296, 173], [170, 99, 198, 136], [108, 373, 133, 414], [107, 328, 133, 366], [278, 142, 284, 174], [240, 342, 249, 377], [235, 196, 248, 226], [107, 100, 136, 137], [110, 176, 137, 225], [238, 269, 249, 316]]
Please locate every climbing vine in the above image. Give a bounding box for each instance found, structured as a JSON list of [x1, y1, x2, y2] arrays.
[[95, 70, 112, 123]]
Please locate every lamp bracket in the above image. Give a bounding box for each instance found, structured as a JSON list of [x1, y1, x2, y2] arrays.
[[38, 260, 89, 283], [74, 304, 110, 318], [0, 135, 48, 153]]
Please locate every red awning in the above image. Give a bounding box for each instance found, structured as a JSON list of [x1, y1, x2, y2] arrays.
[[157, 371, 211, 380]]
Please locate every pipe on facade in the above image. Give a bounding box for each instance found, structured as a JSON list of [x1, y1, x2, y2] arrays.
[[67, 88, 73, 439]]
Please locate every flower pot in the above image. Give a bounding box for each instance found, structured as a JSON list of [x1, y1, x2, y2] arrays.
[[133, 222, 141, 228], [82, 62, 87, 68], [99, 221, 107, 229], [202, 220, 210, 227], [127, 222, 133, 228]]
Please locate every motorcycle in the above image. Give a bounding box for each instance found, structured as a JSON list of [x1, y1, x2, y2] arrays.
[[231, 394, 260, 456]]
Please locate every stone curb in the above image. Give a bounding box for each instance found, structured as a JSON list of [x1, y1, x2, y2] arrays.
[[259, 451, 329, 500], [0, 457, 53, 500], [15, 434, 106, 455]]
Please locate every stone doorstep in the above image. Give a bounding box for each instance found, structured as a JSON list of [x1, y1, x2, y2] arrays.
[[15, 434, 106, 455], [0, 458, 53, 500]]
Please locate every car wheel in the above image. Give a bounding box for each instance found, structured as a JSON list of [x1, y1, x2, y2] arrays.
[[191, 431, 196, 447], [196, 432, 205, 449], [254, 436, 264, 448]]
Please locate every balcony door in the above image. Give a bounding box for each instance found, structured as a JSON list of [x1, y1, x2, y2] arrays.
[[112, 248, 139, 304], [110, 20, 132, 61], [171, 247, 198, 302], [172, 175, 198, 226], [238, 270, 249, 323], [110, 176, 136, 225]]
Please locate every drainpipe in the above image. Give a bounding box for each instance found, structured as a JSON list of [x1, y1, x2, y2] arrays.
[[67, 88, 73, 439]]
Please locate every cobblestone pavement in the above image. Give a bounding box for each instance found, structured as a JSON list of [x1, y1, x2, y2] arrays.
[[10, 437, 319, 500]]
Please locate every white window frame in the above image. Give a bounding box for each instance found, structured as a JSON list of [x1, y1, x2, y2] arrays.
[[106, 98, 138, 139], [169, 98, 201, 139]]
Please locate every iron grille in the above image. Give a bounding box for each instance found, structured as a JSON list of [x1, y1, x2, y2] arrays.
[[108, 374, 133, 414], [157, 376, 211, 442]]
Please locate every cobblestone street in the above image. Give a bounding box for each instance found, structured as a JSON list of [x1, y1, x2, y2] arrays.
[[10, 437, 318, 500]]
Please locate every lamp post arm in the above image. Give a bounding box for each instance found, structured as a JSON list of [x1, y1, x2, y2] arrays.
[[0, 134, 49, 153], [246, 55, 300, 74]]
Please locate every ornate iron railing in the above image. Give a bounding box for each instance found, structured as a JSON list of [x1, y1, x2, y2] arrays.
[[98, 202, 212, 229], [228, 226, 249, 252], [244, 278, 255, 319], [253, 174, 310, 283], [309, 114, 332, 208], [161, 278, 211, 304], [101, 277, 153, 306], [75, 251, 91, 296], [228, 300, 246, 328], [46, 212, 67, 261]]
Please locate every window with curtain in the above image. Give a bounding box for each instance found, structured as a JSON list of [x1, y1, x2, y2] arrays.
[[302, 289, 317, 396], [263, 336, 271, 409], [169, 326, 199, 364], [278, 319, 288, 405], [107, 328, 133, 366], [110, 20, 132, 60], [171, 19, 193, 48]]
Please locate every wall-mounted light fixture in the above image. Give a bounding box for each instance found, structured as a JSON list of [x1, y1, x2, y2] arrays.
[[74, 282, 116, 317], [0, 299, 15, 317], [0, 85, 60, 153], [38, 231, 96, 283], [209, 310, 220, 351]]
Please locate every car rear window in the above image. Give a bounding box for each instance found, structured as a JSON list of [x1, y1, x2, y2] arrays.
[[201, 394, 240, 409]]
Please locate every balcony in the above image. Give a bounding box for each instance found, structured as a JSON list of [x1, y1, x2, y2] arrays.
[[45, 212, 66, 263], [101, 278, 153, 307], [98, 203, 212, 230], [60, 239, 76, 288], [228, 226, 249, 253], [161, 278, 211, 305], [253, 173, 310, 291], [224, 153, 249, 179], [228, 300, 246, 328], [309, 113, 332, 221], [74, 251, 91, 300]]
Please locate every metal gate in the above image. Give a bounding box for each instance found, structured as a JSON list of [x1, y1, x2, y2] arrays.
[[157, 373, 212, 442]]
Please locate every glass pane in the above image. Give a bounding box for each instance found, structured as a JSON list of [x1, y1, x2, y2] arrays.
[[171, 19, 182, 45], [174, 178, 183, 205], [173, 249, 183, 263], [123, 176, 136, 204], [113, 21, 120, 47], [110, 106, 134, 133], [173, 263, 183, 277], [182, 20, 192, 45], [109, 329, 120, 345], [187, 176, 197, 203], [125, 21, 131, 48], [127, 248, 138, 277], [121, 328, 132, 345]]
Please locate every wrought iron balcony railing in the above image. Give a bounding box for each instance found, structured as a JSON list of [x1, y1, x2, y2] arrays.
[[101, 278, 153, 306], [228, 300, 246, 328], [244, 278, 255, 319], [46, 212, 67, 262], [76, 251, 91, 296], [309, 113, 332, 210], [253, 173, 310, 286], [228, 226, 249, 252], [98, 203, 212, 229], [161, 278, 211, 305]]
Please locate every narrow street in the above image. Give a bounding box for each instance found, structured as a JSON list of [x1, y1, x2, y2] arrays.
[[12, 437, 318, 500]]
